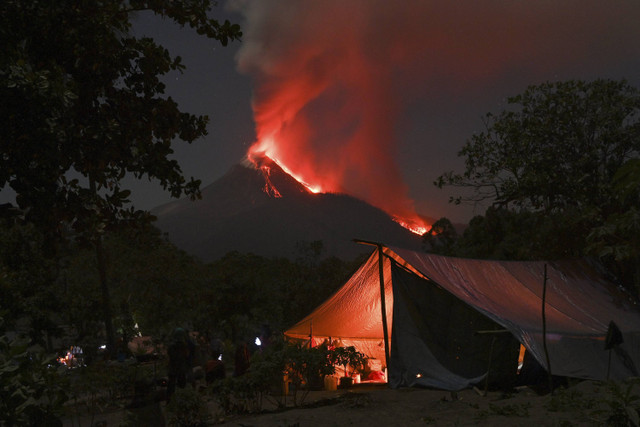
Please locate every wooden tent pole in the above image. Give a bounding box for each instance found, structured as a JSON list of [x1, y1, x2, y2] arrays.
[[542, 263, 553, 394], [353, 239, 392, 376], [377, 244, 391, 374]]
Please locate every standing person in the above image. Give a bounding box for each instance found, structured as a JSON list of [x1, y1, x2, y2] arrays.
[[166, 328, 190, 402], [259, 324, 272, 350], [205, 334, 226, 384], [209, 333, 224, 361], [185, 330, 197, 387], [233, 342, 251, 377]]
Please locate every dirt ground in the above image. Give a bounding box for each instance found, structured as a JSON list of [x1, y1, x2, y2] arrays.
[[218, 381, 609, 427], [63, 379, 638, 426]]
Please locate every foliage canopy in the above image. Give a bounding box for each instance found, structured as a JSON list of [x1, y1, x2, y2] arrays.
[[434, 79, 640, 292], [0, 2, 240, 419], [0, 0, 241, 239], [436, 79, 640, 214]]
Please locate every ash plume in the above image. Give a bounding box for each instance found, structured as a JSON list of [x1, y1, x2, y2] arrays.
[[230, 0, 640, 226]]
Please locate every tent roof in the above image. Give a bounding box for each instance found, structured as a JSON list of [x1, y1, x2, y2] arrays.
[[390, 246, 640, 337], [285, 248, 393, 342]]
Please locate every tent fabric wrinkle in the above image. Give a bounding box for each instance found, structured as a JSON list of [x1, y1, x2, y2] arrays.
[[390, 261, 508, 390], [285, 250, 394, 364]]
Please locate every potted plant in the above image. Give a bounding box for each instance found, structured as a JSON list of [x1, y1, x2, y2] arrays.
[[331, 346, 367, 388]]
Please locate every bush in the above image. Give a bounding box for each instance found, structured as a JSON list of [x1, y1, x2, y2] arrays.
[[165, 386, 211, 427], [0, 318, 68, 426], [331, 346, 367, 378], [212, 374, 264, 415], [591, 379, 640, 426], [212, 339, 336, 415]]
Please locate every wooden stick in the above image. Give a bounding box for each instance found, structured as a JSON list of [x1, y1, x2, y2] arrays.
[[542, 263, 553, 394], [377, 244, 391, 374]]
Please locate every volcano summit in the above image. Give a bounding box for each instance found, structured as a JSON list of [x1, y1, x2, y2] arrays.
[[152, 156, 426, 261]]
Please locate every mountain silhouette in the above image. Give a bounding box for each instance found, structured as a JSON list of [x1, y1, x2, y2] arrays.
[[152, 156, 426, 261]]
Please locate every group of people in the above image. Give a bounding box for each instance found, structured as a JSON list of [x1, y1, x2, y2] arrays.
[[165, 326, 272, 401], [165, 328, 226, 401]]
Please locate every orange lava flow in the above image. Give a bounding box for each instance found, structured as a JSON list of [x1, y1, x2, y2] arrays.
[[393, 218, 429, 236], [247, 139, 430, 236], [247, 141, 323, 194]]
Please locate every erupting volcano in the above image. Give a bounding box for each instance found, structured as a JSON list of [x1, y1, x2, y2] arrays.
[[246, 146, 429, 235], [234, 1, 434, 237], [152, 155, 427, 261]]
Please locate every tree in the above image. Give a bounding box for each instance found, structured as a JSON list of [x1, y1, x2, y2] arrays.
[[0, 220, 64, 349], [63, 224, 208, 356], [436, 79, 640, 291], [198, 247, 359, 346], [422, 217, 458, 255], [436, 208, 585, 261], [437, 79, 640, 215], [0, 1, 241, 356], [587, 159, 640, 292]]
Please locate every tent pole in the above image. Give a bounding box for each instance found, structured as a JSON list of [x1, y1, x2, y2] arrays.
[[476, 329, 509, 396], [484, 335, 497, 395], [353, 239, 392, 377], [542, 263, 553, 394], [377, 244, 391, 375]]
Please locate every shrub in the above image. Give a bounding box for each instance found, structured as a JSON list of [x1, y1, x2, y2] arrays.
[[331, 346, 367, 378], [0, 318, 68, 426], [165, 386, 211, 427], [212, 339, 336, 415], [545, 387, 595, 413], [591, 379, 640, 426]]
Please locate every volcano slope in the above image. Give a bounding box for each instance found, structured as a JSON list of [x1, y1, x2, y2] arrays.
[[152, 157, 425, 261]]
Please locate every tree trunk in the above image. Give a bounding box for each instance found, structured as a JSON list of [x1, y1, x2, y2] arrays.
[[88, 177, 116, 359], [96, 236, 116, 360]]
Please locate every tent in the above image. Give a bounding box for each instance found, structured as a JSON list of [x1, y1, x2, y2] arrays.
[[285, 244, 640, 390]]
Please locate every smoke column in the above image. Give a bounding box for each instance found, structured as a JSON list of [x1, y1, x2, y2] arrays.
[[231, 0, 639, 229]]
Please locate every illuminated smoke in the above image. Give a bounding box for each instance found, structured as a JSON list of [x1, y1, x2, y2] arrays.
[[231, 0, 638, 231]]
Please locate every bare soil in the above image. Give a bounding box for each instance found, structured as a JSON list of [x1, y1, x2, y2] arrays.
[[63, 379, 636, 426], [219, 381, 605, 427]]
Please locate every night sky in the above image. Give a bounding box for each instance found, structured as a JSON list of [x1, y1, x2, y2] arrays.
[[5, 1, 640, 225]]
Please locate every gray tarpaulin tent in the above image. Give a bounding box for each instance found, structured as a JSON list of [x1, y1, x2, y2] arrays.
[[285, 245, 640, 390]]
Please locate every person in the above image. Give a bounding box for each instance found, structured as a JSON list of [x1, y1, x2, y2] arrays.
[[233, 342, 251, 377], [200, 332, 223, 384], [116, 337, 128, 362], [185, 330, 198, 387], [166, 328, 191, 402], [209, 335, 224, 361], [259, 324, 272, 349]]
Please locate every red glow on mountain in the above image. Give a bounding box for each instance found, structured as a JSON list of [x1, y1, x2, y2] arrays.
[[240, 40, 432, 235], [238, 2, 456, 237], [394, 218, 429, 237], [248, 140, 322, 194], [247, 145, 429, 236]]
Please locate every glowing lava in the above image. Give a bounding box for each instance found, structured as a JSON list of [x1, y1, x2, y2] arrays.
[[236, 0, 433, 238], [248, 141, 322, 194], [247, 139, 430, 236], [393, 218, 429, 236]]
